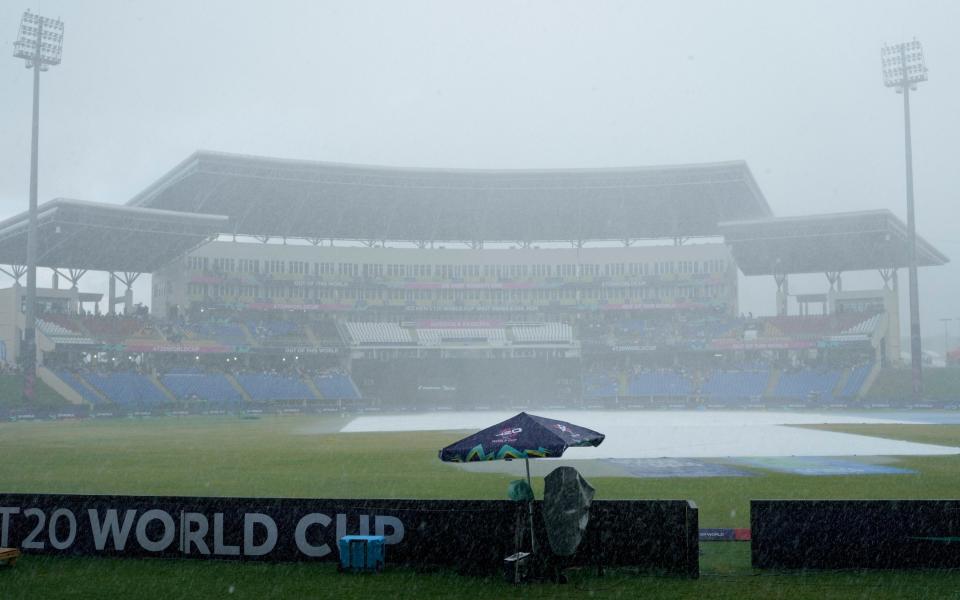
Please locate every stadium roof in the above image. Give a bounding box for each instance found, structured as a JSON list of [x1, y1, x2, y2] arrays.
[[719, 210, 949, 275], [0, 199, 228, 272], [127, 150, 772, 243]]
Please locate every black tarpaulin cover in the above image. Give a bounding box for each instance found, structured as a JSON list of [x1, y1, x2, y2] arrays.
[[542, 466, 596, 556]]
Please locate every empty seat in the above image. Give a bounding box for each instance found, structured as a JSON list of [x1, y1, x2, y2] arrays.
[[511, 323, 573, 344], [345, 322, 413, 344], [83, 372, 168, 406], [235, 373, 315, 401], [701, 370, 769, 399], [56, 371, 106, 405], [774, 370, 842, 399], [627, 370, 692, 397], [314, 374, 361, 400], [161, 373, 242, 404]]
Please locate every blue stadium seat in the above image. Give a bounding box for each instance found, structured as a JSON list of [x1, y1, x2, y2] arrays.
[[774, 369, 843, 399], [582, 373, 619, 399], [701, 370, 769, 399], [838, 363, 874, 398], [161, 373, 242, 404], [56, 371, 106, 405], [83, 372, 168, 406], [314, 374, 361, 400], [627, 370, 692, 397], [187, 322, 248, 346], [235, 373, 315, 401]]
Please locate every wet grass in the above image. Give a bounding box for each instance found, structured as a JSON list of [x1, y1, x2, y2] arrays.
[[0, 416, 958, 598], [5, 546, 960, 599]]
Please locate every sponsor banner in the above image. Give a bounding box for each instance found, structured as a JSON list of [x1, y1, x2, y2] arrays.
[[0, 494, 513, 570], [280, 346, 338, 355], [699, 528, 734, 541], [2, 408, 90, 421], [246, 303, 353, 311], [709, 338, 815, 351], [611, 345, 658, 353], [0, 494, 698, 576], [730, 457, 915, 476], [698, 527, 750, 542], [402, 305, 537, 313], [122, 344, 238, 354], [752, 500, 960, 569], [600, 302, 714, 311], [604, 458, 753, 479]]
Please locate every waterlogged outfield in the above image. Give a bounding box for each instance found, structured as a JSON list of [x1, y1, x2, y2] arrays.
[[0, 417, 959, 527], [0, 417, 959, 599]]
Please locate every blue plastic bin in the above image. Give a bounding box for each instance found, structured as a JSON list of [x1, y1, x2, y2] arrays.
[[338, 535, 385, 572]]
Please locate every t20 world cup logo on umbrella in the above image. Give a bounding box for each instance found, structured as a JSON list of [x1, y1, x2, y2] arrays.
[[493, 427, 522, 444]]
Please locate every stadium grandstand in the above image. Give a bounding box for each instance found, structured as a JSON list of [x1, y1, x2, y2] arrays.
[[0, 151, 950, 417]]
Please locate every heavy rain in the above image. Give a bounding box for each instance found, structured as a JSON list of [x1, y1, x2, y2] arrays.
[[1, 1, 959, 598]]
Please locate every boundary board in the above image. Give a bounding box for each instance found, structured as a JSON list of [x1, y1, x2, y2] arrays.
[[0, 494, 698, 577]]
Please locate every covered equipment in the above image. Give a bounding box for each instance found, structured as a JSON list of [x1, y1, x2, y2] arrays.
[[542, 466, 596, 557]]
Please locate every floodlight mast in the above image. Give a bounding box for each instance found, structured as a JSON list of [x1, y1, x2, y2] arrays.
[[12, 10, 64, 401], [881, 39, 927, 402]]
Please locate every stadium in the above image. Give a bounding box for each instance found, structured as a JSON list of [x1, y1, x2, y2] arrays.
[[0, 151, 950, 415], [3, 151, 960, 598]]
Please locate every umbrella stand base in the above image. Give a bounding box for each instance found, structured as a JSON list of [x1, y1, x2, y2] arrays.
[[503, 552, 532, 584]]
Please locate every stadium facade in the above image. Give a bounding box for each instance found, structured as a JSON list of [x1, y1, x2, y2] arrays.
[[0, 152, 948, 414]]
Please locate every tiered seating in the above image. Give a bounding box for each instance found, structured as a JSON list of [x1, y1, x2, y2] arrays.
[[314, 374, 361, 400], [416, 328, 506, 345], [185, 322, 248, 346], [161, 373, 242, 404], [311, 320, 343, 344], [80, 317, 146, 341], [627, 370, 692, 397], [511, 323, 573, 344], [83, 372, 168, 406], [40, 314, 84, 333], [55, 371, 105, 405], [764, 313, 875, 338], [235, 373, 315, 401], [838, 363, 874, 398], [37, 319, 96, 345], [841, 313, 882, 336], [248, 320, 308, 343], [582, 373, 619, 399], [774, 369, 843, 399], [701, 370, 769, 399], [345, 322, 413, 344]]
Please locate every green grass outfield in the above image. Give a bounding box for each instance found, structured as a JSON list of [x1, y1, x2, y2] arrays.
[[1, 416, 959, 599]]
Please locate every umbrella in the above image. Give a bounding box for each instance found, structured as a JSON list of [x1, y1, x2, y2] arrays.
[[438, 412, 604, 553]]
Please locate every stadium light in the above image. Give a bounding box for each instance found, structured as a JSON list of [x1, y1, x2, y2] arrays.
[[881, 39, 926, 401], [12, 10, 64, 401]]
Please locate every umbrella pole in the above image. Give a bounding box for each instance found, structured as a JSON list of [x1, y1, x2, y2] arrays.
[[525, 456, 537, 554]]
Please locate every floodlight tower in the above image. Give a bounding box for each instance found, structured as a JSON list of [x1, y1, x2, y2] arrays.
[[12, 10, 64, 400], [881, 39, 927, 401]]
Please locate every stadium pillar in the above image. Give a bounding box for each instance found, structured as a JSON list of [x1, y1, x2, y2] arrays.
[[882, 40, 927, 400], [774, 273, 788, 317], [22, 20, 43, 401], [903, 79, 923, 400], [13, 11, 64, 401], [20, 21, 43, 401], [108, 272, 116, 315]]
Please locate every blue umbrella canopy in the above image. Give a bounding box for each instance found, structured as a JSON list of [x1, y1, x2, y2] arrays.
[[438, 412, 605, 463]]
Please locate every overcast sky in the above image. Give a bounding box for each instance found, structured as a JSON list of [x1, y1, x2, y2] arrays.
[[1, 0, 958, 341]]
